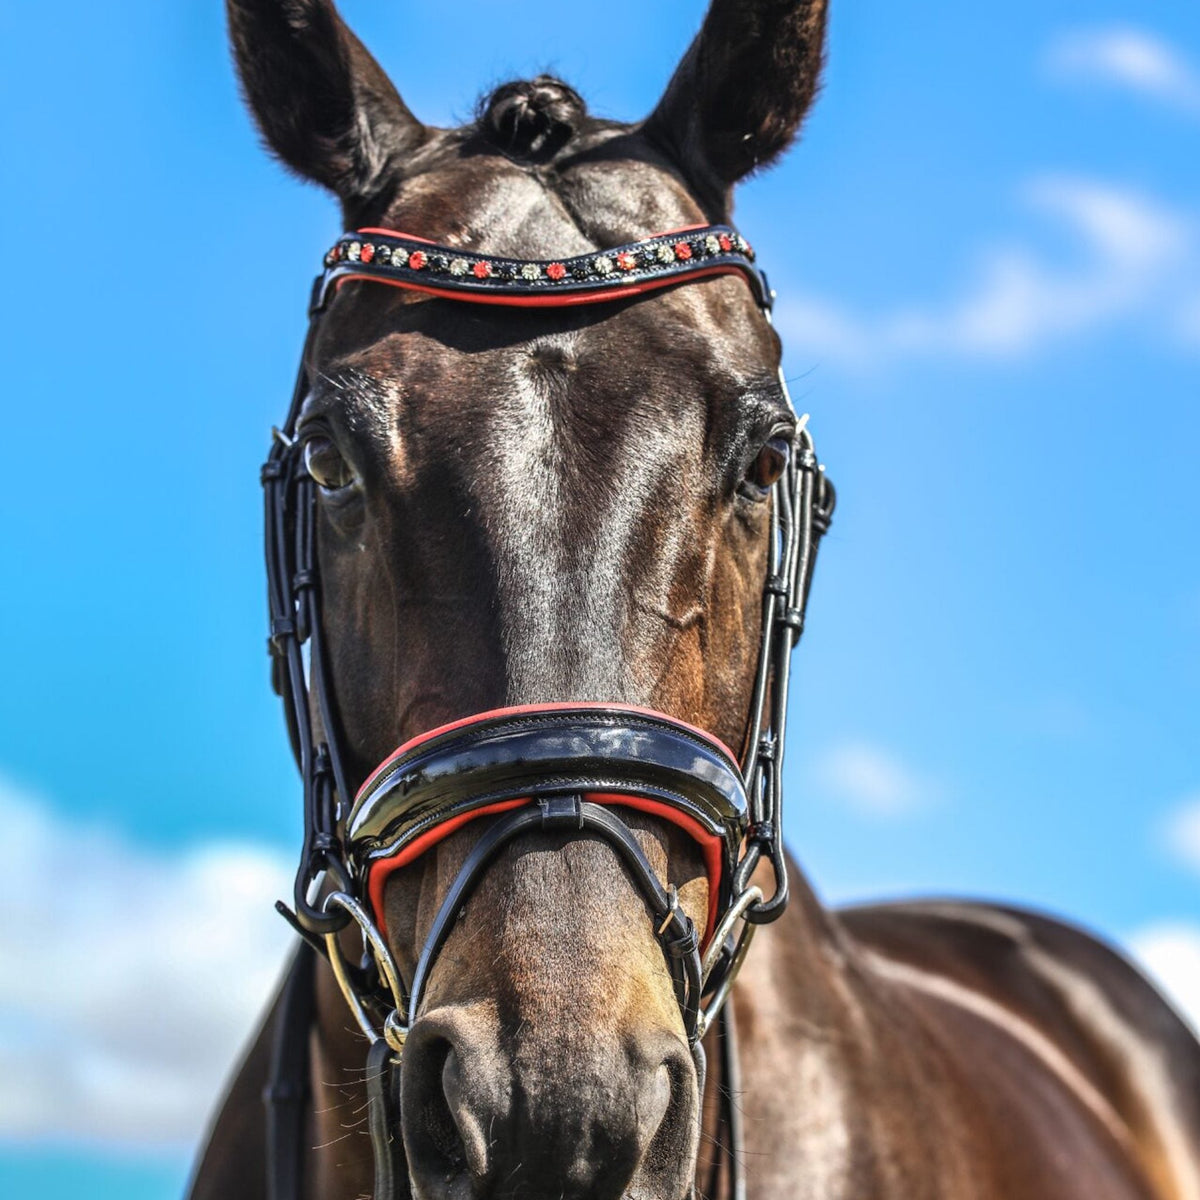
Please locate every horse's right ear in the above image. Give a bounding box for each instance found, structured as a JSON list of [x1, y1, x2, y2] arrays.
[[226, 0, 425, 209]]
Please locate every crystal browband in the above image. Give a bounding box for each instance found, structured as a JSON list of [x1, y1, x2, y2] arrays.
[[313, 223, 770, 312]]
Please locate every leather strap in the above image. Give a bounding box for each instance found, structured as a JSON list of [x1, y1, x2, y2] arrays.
[[406, 795, 702, 1043], [315, 224, 769, 313], [348, 705, 747, 948], [352, 705, 746, 841], [719, 999, 747, 1200], [366, 1037, 409, 1200], [264, 942, 315, 1200]]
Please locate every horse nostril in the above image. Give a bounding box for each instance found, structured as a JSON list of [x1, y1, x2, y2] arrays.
[[402, 1020, 509, 1196], [441, 1043, 492, 1180], [402, 1036, 475, 1185], [637, 1063, 673, 1147], [634, 1039, 700, 1198]]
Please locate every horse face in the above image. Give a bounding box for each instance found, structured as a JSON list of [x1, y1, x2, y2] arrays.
[[228, 3, 827, 1197], [303, 155, 780, 1200]]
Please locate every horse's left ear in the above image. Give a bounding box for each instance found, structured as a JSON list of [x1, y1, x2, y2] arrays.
[[644, 0, 829, 207]]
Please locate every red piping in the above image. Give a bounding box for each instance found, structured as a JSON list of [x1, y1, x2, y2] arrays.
[[329, 264, 754, 309], [356, 228, 441, 244]]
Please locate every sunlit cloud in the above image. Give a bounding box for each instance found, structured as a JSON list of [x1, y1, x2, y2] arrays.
[[813, 741, 943, 817], [780, 176, 1196, 368], [0, 776, 292, 1150], [1046, 26, 1200, 117], [1160, 792, 1200, 872], [1128, 923, 1200, 1034]]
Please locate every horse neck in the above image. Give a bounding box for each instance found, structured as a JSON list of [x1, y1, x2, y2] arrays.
[[743, 853, 854, 1020]]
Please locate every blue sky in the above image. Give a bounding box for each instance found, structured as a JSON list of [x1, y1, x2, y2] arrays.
[[1, 1, 1197, 1196]]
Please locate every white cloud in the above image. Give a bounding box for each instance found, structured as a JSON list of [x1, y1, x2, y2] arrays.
[[0, 776, 292, 1151], [1046, 26, 1200, 116], [1123, 801, 1200, 1033], [780, 176, 1196, 368], [813, 741, 941, 817], [1161, 792, 1200, 872], [1128, 923, 1200, 1033]]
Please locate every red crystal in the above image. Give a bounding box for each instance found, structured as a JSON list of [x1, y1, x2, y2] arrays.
[[360, 243, 375, 263], [674, 241, 692, 261], [473, 260, 491, 279], [547, 262, 566, 280], [616, 251, 636, 271], [718, 234, 732, 253], [408, 250, 427, 270]]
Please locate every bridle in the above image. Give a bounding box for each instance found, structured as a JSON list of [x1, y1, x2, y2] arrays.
[[260, 222, 834, 1200]]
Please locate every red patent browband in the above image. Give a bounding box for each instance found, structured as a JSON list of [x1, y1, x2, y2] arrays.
[[313, 223, 771, 313]]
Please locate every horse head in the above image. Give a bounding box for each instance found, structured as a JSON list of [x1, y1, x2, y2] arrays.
[[228, 3, 829, 1197]]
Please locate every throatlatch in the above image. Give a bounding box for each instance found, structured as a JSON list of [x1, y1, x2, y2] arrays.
[[261, 222, 835, 1200]]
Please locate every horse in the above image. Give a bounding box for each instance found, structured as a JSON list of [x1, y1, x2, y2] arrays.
[[189, 2, 1200, 1198]]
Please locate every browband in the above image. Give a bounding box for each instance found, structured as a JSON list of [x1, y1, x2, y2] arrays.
[[314, 223, 770, 313]]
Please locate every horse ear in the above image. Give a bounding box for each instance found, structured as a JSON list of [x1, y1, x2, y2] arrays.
[[644, 0, 829, 204], [226, 0, 426, 208]]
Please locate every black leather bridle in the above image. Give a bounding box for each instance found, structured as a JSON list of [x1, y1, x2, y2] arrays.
[[260, 222, 834, 1200]]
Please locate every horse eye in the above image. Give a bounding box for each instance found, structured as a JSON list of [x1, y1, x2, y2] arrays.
[[303, 435, 355, 491], [742, 436, 791, 498]]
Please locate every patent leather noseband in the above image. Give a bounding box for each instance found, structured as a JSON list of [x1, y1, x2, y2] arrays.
[[346, 704, 749, 1044], [260, 222, 834, 1200], [352, 705, 746, 925]]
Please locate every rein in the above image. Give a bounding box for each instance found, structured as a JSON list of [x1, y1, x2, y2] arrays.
[[260, 222, 834, 1200]]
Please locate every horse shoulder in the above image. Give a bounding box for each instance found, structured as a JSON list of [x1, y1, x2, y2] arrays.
[[839, 898, 1200, 1199]]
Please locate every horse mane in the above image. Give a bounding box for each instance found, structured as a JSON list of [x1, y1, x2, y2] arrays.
[[475, 75, 587, 162]]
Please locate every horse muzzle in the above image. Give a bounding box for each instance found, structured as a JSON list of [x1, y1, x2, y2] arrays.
[[317, 703, 740, 1200]]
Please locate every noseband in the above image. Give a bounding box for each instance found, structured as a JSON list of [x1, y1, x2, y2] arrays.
[[261, 222, 834, 1199]]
